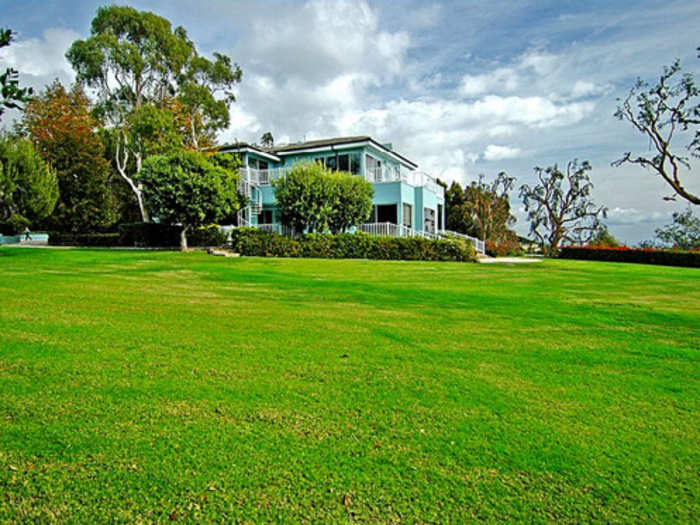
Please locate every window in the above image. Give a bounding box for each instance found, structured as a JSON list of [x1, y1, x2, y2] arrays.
[[402, 203, 413, 228], [424, 208, 436, 233], [374, 204, 397, 224], [325, 156, 337, 171], [437, 204, 444, 231], [258, 209, 273, 224], [248, 158, 268, 170], [365, 155, 381, 181]]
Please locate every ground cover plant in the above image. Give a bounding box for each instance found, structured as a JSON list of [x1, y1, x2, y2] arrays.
[[0, 248, 698, 522]]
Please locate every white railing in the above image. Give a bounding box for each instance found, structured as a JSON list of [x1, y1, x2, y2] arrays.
[[441, 229, 485, 254], [358, 222, 441, 240], [255, 223, 296, 236], [240, 167, 444, 197], [364, 168, 443, 197], [239, 167, 288, 185]]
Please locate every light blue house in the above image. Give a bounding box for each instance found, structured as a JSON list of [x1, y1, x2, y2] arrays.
[[219, 135, 449, 238]]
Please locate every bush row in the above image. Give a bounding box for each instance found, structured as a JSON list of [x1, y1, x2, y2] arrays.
[[230, 228, 476, 262], [49, 223, 228, 248], [559, 246, 699, 268]]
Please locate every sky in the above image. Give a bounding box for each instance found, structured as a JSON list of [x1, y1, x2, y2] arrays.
[[1, 0, 699, 243]]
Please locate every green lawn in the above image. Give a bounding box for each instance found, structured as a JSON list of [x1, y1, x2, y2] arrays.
[[0, 248, 698, 523]]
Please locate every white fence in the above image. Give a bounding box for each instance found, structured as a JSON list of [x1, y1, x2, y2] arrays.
[[442, 229, 485, 254]]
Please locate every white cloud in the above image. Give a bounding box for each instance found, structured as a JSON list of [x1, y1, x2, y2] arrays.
[[483, 144, 522, 161], [459, 67, 518, 97], [0, 28, 78, 89]]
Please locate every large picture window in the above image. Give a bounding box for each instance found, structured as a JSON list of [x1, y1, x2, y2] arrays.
[[315, 153, 361, 174]]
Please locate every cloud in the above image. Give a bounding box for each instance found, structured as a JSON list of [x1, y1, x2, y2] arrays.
[[459, 67, 519, 97], [0, 28, 78, 90], [483, 144, 522, 161]]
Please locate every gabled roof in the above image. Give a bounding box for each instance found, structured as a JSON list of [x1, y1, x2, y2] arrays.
[[218, 136, 418, 169]]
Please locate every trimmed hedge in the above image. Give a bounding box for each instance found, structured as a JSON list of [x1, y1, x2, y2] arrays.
[[559, 246, 699, 268], [230, 228, 476, 262], [49, 232, 121, 247]]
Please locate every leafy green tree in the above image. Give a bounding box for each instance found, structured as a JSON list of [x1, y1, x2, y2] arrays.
[[654, 207, 700, 250], [519, 160, 607, 256], [326, 171, 373, 234], [613, 52, 699, 204], [273, 162, 373, 234], [22, 81, 116, 232], [140, 151, 242, 249], [273, 162, 334, 233], [67, 5, 242, 221], [0, 29, 33, 119], [0, 136, 58, 233], [178, 54, 242, 150]]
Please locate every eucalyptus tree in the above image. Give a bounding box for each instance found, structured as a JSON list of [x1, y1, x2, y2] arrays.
[[519, 160, 607, 255], [614, 50, 699, 205], [66, 6, 242, 221]]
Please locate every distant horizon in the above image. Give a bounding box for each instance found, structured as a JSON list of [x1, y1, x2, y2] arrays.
[[2, 0, 699, 244]]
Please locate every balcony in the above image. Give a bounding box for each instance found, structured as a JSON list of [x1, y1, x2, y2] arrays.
[[240, 166, 444, 197]]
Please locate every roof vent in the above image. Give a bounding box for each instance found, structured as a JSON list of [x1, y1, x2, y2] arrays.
[[382, 142, 393, 150]]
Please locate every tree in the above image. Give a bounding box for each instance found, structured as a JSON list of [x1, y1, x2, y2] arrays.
[[519, 160, 607, 256], [589, 226, 620, 247], [0, 29, 33, 119], [443, 173, 516, 242], [178, 54, 242, 150], [654, 207, 700, 250], [140, 151, 242, 249], [273, 162, 372, 234], [613, 53, 699, 205], [326, 171, 373, 233], [66, 6, 242, 221], [0, 135, 58, 233], [260, 132, 274, 148], [273, 162, 334, 233], [22, 81, 117, 232]]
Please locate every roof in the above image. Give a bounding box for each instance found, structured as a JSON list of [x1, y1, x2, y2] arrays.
[[218, 136, 418, 169]]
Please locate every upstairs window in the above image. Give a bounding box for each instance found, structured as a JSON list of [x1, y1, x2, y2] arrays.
[[315, 153, 360, 174]]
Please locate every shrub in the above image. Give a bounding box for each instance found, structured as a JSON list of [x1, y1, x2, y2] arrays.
[[559, 246, 699, 268], [231, 228, 476, 262], [188, 225, 228, 247], [49, 232, 121, 247]]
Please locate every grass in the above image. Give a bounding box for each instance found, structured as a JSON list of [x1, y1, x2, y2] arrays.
[[0, 247, 698, 523]]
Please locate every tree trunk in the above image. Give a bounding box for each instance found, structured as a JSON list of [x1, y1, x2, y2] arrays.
[[180, 226, 189, 251]]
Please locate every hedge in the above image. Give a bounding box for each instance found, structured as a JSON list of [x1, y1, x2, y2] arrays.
[[230, 228, 476, 262], [559, 246, 699, 268], [50, 224, 229, 248], [49, 232, 121, 247]]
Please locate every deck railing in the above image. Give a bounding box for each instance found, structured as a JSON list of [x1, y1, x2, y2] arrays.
[[358, 222, 441, 240], [240, 167, 444, 196]]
